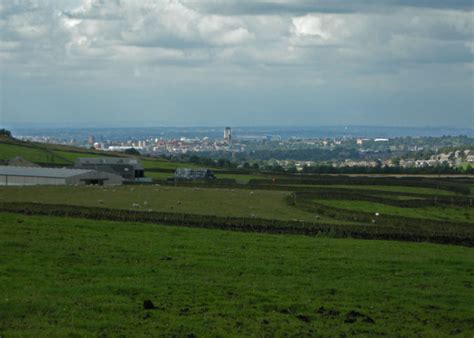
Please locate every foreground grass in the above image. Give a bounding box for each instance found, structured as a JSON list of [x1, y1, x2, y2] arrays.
[[0, 185, 330, 222], [1, 213, 473, 336]]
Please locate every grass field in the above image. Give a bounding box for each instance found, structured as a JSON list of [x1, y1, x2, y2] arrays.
[[0, 143, 70, 165], [1, 213, 473, 336], [316, 199, 474, 223], [215, 173, 268, 183], [281, 184, 458, 196], [2, 138, 474, 335], [0, 185, 333, 222], [50, 150, 109, 162], [0, 138, 226, 174], [145, 171, 266, 183], [142, 159, 205, 170]]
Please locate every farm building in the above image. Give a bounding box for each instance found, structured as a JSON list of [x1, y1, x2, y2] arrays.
[[0, 166, 123, 186], [74, 157, 150, 182], [174, 168, 215, 180]]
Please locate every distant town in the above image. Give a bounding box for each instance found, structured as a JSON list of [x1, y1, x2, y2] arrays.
[[13, 126, 474, 172]]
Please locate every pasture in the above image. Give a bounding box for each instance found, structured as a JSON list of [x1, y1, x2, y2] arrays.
[[1, 213, 473, 337], [2, 139, 474, 336], [0, 185, 326, 222], [1, 181, 473, 245]]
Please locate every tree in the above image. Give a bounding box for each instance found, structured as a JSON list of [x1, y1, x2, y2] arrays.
[[0, 129, 12, 137], [124, 148, 140, 155]]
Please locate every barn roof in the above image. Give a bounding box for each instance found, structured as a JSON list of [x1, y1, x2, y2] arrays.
[[76, 157, 139, 165], [0, 166, 94, 178]]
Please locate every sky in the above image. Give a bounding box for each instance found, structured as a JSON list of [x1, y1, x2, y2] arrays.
[[0, 0, 473, 128]]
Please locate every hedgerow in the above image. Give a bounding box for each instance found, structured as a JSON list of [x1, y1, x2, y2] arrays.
[[0, 202, 472, 246]]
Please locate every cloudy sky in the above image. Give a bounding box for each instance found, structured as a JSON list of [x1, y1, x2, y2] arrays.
[[1, 0, 473, 128]]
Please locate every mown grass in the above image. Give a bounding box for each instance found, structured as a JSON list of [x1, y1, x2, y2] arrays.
[[1, 213, 473, 336], [316, 199, 474, 223], [0, 185, 334, 223]]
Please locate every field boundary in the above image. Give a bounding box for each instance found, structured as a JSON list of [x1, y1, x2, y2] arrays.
[[0, 202, 472, 246]]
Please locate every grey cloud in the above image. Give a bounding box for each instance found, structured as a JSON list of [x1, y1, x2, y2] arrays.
[[0, 0, 472, 128], [186, 0, 474, 16]]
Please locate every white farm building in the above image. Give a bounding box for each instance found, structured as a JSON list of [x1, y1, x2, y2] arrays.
[[0, 166, 123, 186]]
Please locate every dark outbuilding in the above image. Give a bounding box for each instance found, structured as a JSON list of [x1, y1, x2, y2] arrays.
[[174, 168, 215, 181]]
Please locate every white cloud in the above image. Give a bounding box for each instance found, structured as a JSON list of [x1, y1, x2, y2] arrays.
[[292, 15, 339, 40], [0, 0, 472, 82], [1, 0, 472, 128]]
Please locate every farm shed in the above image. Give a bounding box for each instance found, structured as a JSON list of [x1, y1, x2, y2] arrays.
[[0, 166, 123, 186], [174, 168, 215, 180], [75, 157, 150, 182]]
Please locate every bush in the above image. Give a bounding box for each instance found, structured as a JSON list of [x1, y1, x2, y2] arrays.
[[0, 129, 12, 137]]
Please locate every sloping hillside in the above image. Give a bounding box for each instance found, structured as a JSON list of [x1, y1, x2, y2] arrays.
[[0, 135, 145, 165], [0, 135, 214, 173]]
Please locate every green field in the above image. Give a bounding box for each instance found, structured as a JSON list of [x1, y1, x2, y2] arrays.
[[0, 138, 231, 175], [0, 185, 332, 222], [50, 150, 109, 162], [1, 213, 473, 336], [145, 171, 266, 183], [2, 138, 474, 336], [316, 199, 474, 223], [0, 143, 70, 165], [281, 184, 458, 196], [142, 159, 205, 170]]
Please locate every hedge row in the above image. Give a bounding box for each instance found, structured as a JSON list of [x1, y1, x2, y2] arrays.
[[293, 191, 474, 208], [248, 177, 472, 195], [0, 202, 472, 246], [151, 180, 473, 205], [290, 193, 473, 237]]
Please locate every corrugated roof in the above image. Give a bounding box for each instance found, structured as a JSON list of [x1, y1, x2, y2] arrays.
[[0, 166, 94, 178], [76, 157, 138, 164]]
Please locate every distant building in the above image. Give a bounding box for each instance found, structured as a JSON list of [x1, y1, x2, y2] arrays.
[[356, 138, 369, 145], [174, 168, 215, 181], [224, 127, 232, 141], [74, 158, 150, 182], [0, 166, 122, 186], [106, 146, 144, 153]]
